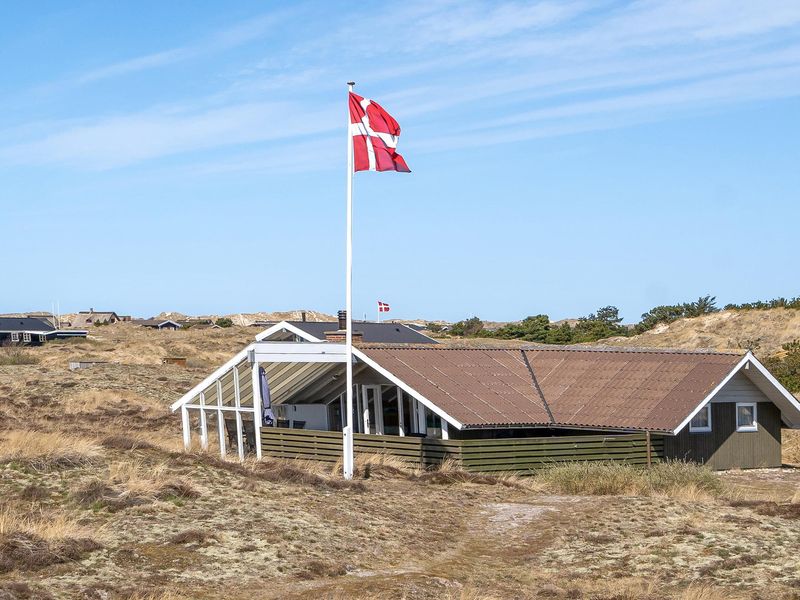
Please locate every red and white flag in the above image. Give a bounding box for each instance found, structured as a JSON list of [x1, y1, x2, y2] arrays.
[[349, 93, 410, 173], [378, 301, 390, 313]]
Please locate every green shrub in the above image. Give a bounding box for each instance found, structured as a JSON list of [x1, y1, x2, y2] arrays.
[[215, 318, 233, 328]]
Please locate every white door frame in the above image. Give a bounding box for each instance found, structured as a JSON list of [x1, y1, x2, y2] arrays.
[[361, 385, 384, 435]]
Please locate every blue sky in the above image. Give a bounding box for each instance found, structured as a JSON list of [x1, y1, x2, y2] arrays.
[[2, 1, 799, 323]]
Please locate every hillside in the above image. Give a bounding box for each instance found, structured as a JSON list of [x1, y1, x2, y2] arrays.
[[598, 308, 800, 356]]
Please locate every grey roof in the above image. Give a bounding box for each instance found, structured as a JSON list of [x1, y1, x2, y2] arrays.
[[132, 319, 181, 328], [0, 317, 55, 332], [282, 321, 437, 344]]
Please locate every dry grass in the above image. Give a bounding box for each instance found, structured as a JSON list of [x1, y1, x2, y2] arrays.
[[599, 307, 800, 354], [0, 507, 101, 574], [534, 460, 725, 499], [0, 430, 102, 470], [72, 459, 199, 511], [783, 428, 800, 465], [0, 347, 39, 365]]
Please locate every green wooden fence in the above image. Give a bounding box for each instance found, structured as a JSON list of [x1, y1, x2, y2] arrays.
[[260, 428, 664, 473]]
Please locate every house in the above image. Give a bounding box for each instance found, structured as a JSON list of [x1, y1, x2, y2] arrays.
[[257, 311, 437, 345], [0, 317, 87, 345], [132, 319, 182, 330], [172, 336, 800, 471], [69, 310, 121, 327]]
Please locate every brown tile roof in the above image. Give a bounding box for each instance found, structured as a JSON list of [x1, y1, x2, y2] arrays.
[[358, 346, 744, 433]]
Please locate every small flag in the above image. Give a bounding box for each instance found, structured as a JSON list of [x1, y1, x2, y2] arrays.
[[378, 301, 390, 313], [349, 92, 410, 173]]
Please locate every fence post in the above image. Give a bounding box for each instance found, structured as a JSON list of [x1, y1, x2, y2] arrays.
[[646, 431, 652, 468]]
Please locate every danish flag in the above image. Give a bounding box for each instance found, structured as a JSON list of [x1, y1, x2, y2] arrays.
[[378, 301, 390, 313], [349, 93, 410, 173]]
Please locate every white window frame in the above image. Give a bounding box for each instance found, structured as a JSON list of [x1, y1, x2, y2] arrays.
[[38, 334, 46, 342], [735, 402, 758, 432], [689, 404, 712, 433], [22, 332, 31, 343], [10, 332, 19, 342]]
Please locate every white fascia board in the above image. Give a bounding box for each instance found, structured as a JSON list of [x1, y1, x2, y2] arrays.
[[671, 351, 800, 434], [672, 353, 751, 435], [170, 344, 253, 412], [159, 320, 181, 328], [255, 321, 323, 343], [352, 347, 464, 430], [745, 353, 800, 427]]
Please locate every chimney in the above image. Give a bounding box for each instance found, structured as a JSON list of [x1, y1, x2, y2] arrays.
[[337, 310, 347, 330], [325, 330, 363, 343], [301, 311, 307, 322]]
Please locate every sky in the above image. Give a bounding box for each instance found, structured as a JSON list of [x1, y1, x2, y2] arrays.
[[2, 1, 799, 323]]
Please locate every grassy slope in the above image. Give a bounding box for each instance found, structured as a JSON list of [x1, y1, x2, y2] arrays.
[[599, 308, 800, 355], [0, 323, 799, 598]]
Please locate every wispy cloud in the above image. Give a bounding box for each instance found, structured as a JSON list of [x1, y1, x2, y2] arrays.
[[2, 0, 799, 172], [75, 11, 294, 85]]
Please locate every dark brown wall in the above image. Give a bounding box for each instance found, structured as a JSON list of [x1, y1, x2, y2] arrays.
[[662, 402, 781, 470]]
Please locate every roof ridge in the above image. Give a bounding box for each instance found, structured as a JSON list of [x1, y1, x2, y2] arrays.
[[357, 344, 743, 356]]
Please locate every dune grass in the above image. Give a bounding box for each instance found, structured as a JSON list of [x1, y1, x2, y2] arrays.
[[0, 430, 103, 471], [0, 347, 39, 365], [533, 460, 725, 499], [0, 507, 101, 574]]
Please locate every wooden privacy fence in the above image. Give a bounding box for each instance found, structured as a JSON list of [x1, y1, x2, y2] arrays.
[[260, 428, 664, 473]]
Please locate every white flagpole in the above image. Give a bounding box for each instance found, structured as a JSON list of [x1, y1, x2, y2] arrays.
[[343, 81, 356, 480]]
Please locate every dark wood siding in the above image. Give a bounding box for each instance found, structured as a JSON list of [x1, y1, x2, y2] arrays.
[[663, 402, 781, 469]]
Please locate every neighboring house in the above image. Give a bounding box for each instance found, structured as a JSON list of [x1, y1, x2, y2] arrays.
[[69, 310, 121, 327], [132, 319, 182, 330], [178, 320, 221, 330], [172, 338, 800, 471], [0, 317, 87, 345], [257, 313, 438, 345]]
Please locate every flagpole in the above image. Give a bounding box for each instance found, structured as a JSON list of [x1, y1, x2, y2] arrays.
[[343, 81, 356, 480]]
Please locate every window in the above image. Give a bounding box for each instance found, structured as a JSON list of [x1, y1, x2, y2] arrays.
[[39, 334, 46, 342], [736, 403, 758, 432], [22, 332, 31, 343], [10, 332, 19, 342], [689, 404, 712, 432]]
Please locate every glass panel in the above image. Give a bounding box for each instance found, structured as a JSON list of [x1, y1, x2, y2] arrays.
[[364, 387, 378, 434], [329, 395, 343, 431], [381, 386, 400, 436], [737, 405, 755, 428], [690, 406, 710, 429], [426, 411, 442, 438], [402, 394, 414, 434]]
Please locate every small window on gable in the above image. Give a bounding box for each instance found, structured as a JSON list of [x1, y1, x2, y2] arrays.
[[689, 404, 712, 433], [11, 332, 19, 342], [22, 332, 31, 343], [736, 402, 757, 432]]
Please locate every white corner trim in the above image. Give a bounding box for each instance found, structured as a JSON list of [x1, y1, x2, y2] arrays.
[[672, 353, 751, 435], [255, 320, 323, 343], [170, 344, 253, 412], [745, 352, 800, 414], [352, 347, 464, 430]]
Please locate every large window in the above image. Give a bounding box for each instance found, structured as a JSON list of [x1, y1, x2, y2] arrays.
[[22, 333, 31, 343], [10, 332, 19, 342], [736, 402, 758, 432], [689, 404, 712, 433]]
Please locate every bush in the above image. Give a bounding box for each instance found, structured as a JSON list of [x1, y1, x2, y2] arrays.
[[534, 460, 724, 499], [763, 340, 800, 393], [0, 431, 102, 471], [215, 318, 233, 328], [0, 348, 39, 366]]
